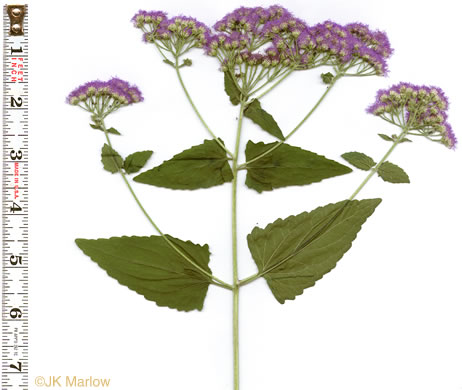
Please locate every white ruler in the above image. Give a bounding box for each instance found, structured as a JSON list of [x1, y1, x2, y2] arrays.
[[2, 5, 28, 389]]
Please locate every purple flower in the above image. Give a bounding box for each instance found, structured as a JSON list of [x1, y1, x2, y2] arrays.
[[206, 5, 310, 69], [132, 11, 210, 49], [213, 6, 276, 33], [345, 22, 393, 59], [66, 78, 143, 108], [367, 83, 455, 149], [132, 6, 392, 79], [131, 10, 167, 28], [299, 20, 391, 75]]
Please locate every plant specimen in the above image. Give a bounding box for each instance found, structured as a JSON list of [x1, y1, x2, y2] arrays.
[[67, 5, 455, 389]]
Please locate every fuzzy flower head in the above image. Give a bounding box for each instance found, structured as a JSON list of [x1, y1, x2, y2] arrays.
[[132, 10, 168, 29], [367, 82, 456, 149], [66, 78, 143, 117], [132, 10, 210, 53], [296, 21, 391, 75], [206, 5, 309, 69], [206, 6, 392, 77]]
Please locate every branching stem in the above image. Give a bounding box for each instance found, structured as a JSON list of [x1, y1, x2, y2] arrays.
[[174, 57, 235, 158], [99, 120, 233, 291], [239, 127, 409, 288], [238, 75, 341, 169], [348, 127, 408, 201]]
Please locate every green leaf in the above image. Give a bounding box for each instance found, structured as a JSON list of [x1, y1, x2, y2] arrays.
[[224, 71, 240, 105], [124, 151, 153, 174], [341, 151, 376, 171], [377, 161, 410, 183], [134, 139, 233, 190], [90, 124, 121, 135], [163, 59, 175, 67], [378, 133, 412, 143], [244, 141, 352, 192], [101, 144, 123, 174], [399, 137, 412, 143], [244, 99, 285, 140], [378, 133, 393, 141], [75, 235, 212, 312], [247, 198, 382, 303]]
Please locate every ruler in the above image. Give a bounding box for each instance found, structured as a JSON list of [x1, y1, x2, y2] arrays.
[[2, 4, 28, 389]]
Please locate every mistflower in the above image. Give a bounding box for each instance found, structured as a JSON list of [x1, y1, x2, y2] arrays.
[[206, 6, 392, 77], [346, 22, 393, 59], [131, 10, 168, 29], [297, 20, 391, 75], [205, 5, 311, 71], [132, 10, 210, 53], [66, 77, 143, 118], [367, 82, 456, 149]]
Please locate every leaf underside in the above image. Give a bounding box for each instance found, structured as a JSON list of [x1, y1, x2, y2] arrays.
[[124, 150, 153, 174], [224, 71, 240, 105], [101, 144, 123, 173], [341, 151, 376, 171], [244, 99, 285, 140], [244, 141, 352, 192], [247, 198, 382, 303], [75, 235, 212, 311], [134, 139, 233, 190], [378, 161, 410, 183]]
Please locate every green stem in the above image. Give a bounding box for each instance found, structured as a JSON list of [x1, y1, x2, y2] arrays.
[[233, 287, 239, 390], [174, 57, 235, 158], [252, 67, 295, 100], [348, 127, 408, 201], [100, 120, 233, 291], [238, 76, 340, 169], [232, 103, 245, 390], [238, 273, 259, 288]]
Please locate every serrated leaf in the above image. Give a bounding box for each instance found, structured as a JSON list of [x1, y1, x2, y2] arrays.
[[101, 144, 123, 173], [224, 71, 240, 105], [341, 151, 376, 171], [134, 139, 233, 190], [247, 198, 382, 303], [244, 99, 285, 140], [124, 151, 153, 174], [378, 133, 393, 141], [75, 235, 212, 311], [377, 161, 410, 183], [244, 141, 352, 192], [90, 124, 121, 135]]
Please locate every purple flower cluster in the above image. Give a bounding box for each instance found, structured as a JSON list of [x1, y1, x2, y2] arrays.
[[67, 78, 143, 106], [132, 10, 209, 48], [367, 82, 456, 149], [204, 5, 392, 75], [132, 10, 168, 28], [131, 6, 392, 75], [213, 5, 300, 34]]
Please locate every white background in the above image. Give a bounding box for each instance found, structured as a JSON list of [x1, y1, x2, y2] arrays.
[[22, 0, 462, 389]]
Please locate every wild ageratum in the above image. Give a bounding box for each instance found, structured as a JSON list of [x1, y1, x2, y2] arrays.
[[67, 5, 455, 390]]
